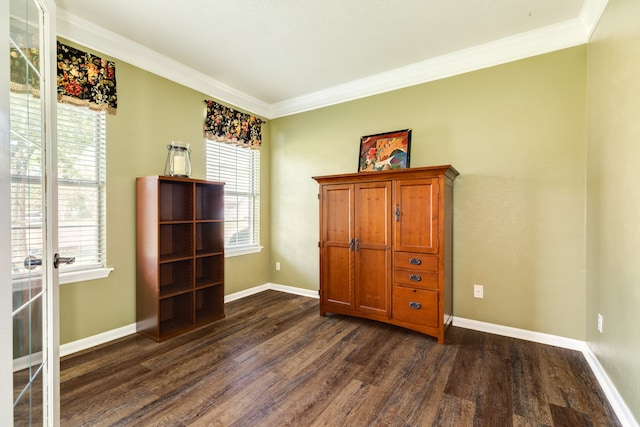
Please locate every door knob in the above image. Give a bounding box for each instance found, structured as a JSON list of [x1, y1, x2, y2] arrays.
[[54, 253, 75, 269], [24, 256, 42, 270]]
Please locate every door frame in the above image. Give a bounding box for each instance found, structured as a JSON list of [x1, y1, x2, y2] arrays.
[[1, 0, 59, 424], [42, 0, 61, 424], [0, 0, 13, 419]]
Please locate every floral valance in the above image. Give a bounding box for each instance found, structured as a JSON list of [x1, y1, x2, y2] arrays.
[[10, 42, 117, 114], [10, 47, 41, 96], [57, 42, 117, 114], [204, 100, 263, 150]]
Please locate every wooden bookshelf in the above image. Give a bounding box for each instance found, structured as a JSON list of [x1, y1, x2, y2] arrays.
[[136, 176, 225, 341]]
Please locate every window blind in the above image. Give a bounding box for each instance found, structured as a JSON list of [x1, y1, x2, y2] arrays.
[[56, 103, 106, 271], [9, 92, 106, 278], [206, 140, 260, 249], [9, 92, 44, 279]]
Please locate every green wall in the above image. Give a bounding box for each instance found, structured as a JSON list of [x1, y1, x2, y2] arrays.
[[59, 41, 271, 343], [60, 42, 590, 344], [56, 6, 640, 420], [269, 46, 588, 340], [587, 0, 640, 420]]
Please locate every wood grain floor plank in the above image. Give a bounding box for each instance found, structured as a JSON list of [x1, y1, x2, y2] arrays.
[[378, 342, 457, 426], [226, 340, 360, 426], [432, 393, 476, 426], [228, 317, 370, 425], [511, 340, 554, 425], [565, 349, 622, 425], [309, 379, 373, 427], [539, 344, 619, 426], [443, 326, 489, 402], [472, 332, 516, 426], [550, 403, 595, 427], [187, 371, 282, 427], [52, 291, 621, 427]]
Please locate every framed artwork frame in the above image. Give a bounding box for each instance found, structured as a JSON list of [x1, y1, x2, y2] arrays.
[[358, 129, 412, 172]]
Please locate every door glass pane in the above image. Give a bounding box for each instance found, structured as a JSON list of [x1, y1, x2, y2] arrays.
[[9, 0, 46, 424], [12, 295, 44, 426]]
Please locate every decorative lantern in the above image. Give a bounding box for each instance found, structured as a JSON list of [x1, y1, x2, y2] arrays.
[[164, 141, 191, 177]]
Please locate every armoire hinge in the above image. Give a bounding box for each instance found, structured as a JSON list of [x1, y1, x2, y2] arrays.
[[318, 193, 321, 200]]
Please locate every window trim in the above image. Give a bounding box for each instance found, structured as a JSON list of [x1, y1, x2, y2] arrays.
[[59, 267, 113, 285], [9, 93, 110, 285], [11, 267, 113, 289], [225, 245, 263, 258]]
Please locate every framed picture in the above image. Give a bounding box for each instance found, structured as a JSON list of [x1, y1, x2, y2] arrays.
[[358, 129, 412, 172]]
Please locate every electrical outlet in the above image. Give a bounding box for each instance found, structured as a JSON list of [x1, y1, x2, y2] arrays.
[[275, 262, 281, 271], [473, 284, 484, 299], [597, 313, 603, 333]]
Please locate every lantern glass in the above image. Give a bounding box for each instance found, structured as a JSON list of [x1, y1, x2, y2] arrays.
[[164, 141, 191, 177]]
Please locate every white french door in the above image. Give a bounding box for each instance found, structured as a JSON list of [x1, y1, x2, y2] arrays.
[[3, 0, 59, 425]]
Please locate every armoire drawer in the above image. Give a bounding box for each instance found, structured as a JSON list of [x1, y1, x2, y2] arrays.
[[394, 252, 438, 272], [392, 286, 438, 328], [394, 269, 438, 290]]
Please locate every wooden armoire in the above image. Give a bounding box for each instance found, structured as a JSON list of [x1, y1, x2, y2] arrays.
[[312, 165, 458, 344]]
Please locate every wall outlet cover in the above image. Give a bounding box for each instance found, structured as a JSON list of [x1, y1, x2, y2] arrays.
[[474, 284, 484, 298], [597, 313, 603, 333]]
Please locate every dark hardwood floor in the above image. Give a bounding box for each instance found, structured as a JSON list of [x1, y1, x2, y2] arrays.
[[58, 290, 620, 426]]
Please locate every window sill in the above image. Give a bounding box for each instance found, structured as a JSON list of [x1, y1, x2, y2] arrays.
[[60, 267, 114, 285], [225, 246, 263, 258]]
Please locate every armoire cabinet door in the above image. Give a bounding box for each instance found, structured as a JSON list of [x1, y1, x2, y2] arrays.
[[354, 182, 392, 316], [320, 184, 355, 310], [314, 165, 458, 344], [394, 178, 440, 253]]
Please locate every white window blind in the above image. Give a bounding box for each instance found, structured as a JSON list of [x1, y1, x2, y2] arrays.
[[206, 140, 260, 251], [10, 92, 107, 278], [10, 92, 44, 279], [57, 103, 106, 271]]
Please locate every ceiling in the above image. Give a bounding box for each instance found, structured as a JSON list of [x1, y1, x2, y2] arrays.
[[55, 0, 607, 119]]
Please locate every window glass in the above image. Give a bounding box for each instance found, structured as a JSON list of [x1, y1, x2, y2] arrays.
[[206, 140, 260, 251], [10, 93, 106, 277]]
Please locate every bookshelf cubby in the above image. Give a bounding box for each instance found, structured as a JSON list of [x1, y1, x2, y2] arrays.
[[136, 176, 225, 341]]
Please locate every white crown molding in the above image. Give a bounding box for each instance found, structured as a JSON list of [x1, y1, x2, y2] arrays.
[[56, 1, 608, 120], [270, 17, 589, 118], [272, 0, 608, 117], [579, 0, 609, 40], [56, 9, 272, 119]]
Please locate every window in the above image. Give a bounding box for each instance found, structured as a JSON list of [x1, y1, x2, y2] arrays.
[[10, 92, 108, 282], [57, 103, 107, 274], [206, 140, 261, 255]]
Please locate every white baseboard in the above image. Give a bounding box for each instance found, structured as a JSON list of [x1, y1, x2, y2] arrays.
[[60, 323, 137, 358], [59, 284, 636, 427], [224, 282, 319, 302], [59, 284, 318, 357], [451, 316, 587, 351], [581, 346, 639, 427], [223, 283, 272, 303]]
